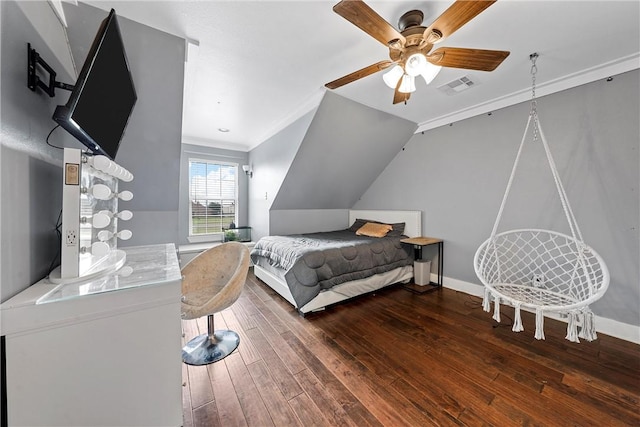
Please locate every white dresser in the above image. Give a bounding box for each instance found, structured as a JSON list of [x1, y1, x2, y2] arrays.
[[0, 244, 183, 426]]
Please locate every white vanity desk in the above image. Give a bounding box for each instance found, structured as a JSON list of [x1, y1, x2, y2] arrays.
[[1, 244, 183, 426]]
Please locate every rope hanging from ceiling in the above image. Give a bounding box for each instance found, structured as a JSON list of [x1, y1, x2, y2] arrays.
[[473, 53, 609, 343]]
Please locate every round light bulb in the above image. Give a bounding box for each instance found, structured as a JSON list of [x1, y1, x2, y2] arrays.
[[92, 155, 111, 172], [120, 171, 134, 182], [118, 191, 133, 202], [117, 230, 132, 240], [118, 190, 133, 201], [117, 210, 133, 221], [92, 212, 111, 229], [97, 230, 112, 241], [91, 184, 112, 200], [106, 161, 118, 175], [91, 241, 110, 257]]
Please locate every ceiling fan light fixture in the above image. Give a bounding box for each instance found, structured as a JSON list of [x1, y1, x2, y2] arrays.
[[383, 65, 404, 88], [326, 0, 509, 105], [398, 74, 416, 93], [421, 63, 442, 85], [405, 53, 427, 77]]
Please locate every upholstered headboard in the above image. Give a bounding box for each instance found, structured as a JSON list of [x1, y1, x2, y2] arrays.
[[348, 210, 421, 238]]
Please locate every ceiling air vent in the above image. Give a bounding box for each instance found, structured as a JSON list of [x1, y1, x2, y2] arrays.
[[438, 76, 477, 96]]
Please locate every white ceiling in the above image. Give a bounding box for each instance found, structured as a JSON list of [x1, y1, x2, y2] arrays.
[[80, 1, 639, 151]]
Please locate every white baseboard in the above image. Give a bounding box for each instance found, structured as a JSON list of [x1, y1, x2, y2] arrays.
[[435, 274, 640, 345]]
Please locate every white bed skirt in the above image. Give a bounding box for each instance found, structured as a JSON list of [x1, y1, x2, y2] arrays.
[[254, 264, 413, 314]]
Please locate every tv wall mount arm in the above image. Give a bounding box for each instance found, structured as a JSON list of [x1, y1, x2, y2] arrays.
[[27, 43, 74, 97]]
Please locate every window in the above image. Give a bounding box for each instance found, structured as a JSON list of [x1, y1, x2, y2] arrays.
[[188, 159, 237, 237]]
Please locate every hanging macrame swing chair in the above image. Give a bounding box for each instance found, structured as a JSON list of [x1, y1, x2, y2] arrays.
[[473, 54, 609, 343]]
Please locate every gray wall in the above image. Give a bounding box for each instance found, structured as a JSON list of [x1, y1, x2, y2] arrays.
[[0, 1, 184, 302], [179, 143, 249, 245], [355, 69, 639, 327], [62, 3, 185, 248], [248, 109, 316, 241], [273, 91, 417, 210], [270, 209, 349, 236], [1, 1, 75, 302]]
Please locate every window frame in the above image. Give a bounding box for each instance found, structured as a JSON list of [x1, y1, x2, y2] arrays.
[[187, 157, 239, 243]]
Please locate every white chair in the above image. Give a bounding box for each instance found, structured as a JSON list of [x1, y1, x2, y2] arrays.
[[181, 242, 250, 365]]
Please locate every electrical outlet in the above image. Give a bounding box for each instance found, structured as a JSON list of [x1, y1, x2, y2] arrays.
[[66, 229, 78, 246], [532, 274, 545, 287]]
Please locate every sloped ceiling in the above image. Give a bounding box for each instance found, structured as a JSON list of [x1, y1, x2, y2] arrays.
[[272, 91, 416, 210]]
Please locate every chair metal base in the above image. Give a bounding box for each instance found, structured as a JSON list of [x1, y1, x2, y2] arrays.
[[182, 330, 239, 366]]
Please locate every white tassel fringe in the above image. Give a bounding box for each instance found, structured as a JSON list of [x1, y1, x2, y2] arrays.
[[512, 302, 524, 332], [483, 288, 491, 312], [492, 295, 501, 323], [534, 307, 545, 340], [579, 309, 597, 342], [566, 311, 580, 343]]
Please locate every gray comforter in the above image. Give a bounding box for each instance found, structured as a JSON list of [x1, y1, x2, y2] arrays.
[[250, 230, 412, 307]]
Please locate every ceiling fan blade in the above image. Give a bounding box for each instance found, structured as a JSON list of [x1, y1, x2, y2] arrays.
[[393, 77, 410, 105], [423, 0, 496, 44], [325, 60, 394, 89], [427, 47, 509, 71], [333, 0, 406, 47]]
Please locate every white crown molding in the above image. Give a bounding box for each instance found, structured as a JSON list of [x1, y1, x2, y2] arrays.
[[247, 88, 325, 151], [416, 53, 640, 134], [181, 135, 251, 152]]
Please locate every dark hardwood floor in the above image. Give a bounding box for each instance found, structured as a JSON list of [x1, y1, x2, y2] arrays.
[[182, 270, 640, 426]]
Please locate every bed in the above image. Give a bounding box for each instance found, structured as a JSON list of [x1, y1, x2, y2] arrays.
[[251, 210, 421, 314]]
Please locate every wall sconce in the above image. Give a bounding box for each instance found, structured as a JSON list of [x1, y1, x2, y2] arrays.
[[242, 164, 253, 178]]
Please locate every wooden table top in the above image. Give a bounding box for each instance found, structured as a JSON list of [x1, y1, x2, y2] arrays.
[[400, 237, 443, 246]]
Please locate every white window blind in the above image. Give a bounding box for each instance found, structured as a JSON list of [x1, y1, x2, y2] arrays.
[[188, 159, 237, 236]]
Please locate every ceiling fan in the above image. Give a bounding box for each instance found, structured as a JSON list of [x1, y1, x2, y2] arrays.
[[325, 0, 510, 105]]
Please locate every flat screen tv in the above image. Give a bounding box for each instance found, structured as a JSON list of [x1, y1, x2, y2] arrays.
[[53, 9, 136, 160]]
